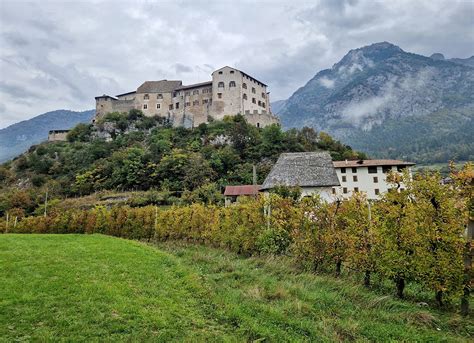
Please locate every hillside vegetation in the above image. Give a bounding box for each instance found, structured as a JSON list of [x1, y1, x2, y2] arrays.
[[1, 234, 471, 341], [0, 110, 365, 214]]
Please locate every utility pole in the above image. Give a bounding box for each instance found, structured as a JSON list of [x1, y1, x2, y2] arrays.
[[44, 190, 48, 218]]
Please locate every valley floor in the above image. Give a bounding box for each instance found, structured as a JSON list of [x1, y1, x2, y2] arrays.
[[0, 234, 472, 341]]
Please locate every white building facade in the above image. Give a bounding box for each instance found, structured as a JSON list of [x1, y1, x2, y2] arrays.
[[332, 160, 415, 200]]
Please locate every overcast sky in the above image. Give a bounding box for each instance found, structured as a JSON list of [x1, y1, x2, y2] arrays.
[[0, 0, 473, 129]]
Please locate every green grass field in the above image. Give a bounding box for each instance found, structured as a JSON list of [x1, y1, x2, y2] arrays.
[[1, 234, 472, 341]]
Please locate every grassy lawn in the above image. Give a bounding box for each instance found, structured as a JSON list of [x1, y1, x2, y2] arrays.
[[1, 234, 472, 342]]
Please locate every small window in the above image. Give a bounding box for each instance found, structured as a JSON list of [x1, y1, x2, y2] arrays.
[[252, 98, 256, 104], [353, 175, 358, 182], [243, 93, 247, 100], [175, 102, 180, 109], [262, 102, 266, 108], [202, 99, 209, 104], [343, 187, 348, 194], [373, 176, 378, 183], [354, 187, 359, 193], [229, 81, 236, 87], [341, 167, 346, 174], [243, 83, 247, 89], [185, 102, 191, 106], [374, 189, 380, 195], [332, 188, 336, 194], [342, 176, 347, 182], [203, 88, 211, 94], [157, 94, 163, 99], [352, 167, 357, 173], [169, 104, 173, 110], [156, 103, 161, 109], [218, 82, 224, 88], [262, 92, 265, 98], [144, 94, 149, 100], [184, 91, 190, 96], [382, 166, 392, 173], [256, 123, 260, 128], [230, 70, 235, 74], [258, 100, 262, 106], [193, 100, 199, 106], [218, 93, 222, 99], [218, 71, 223, 74], [252, 87, 256, 94], [143, 104, 148, 109], [193, 90, 199, 95], [368, 166, 378, 174]]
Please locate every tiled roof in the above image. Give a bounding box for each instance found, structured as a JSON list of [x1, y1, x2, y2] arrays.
[[224, 185, 261, 196], [261, 152, 340, 190], [176, 81, 212, 90], [333, 160, 415, 168], [136, 80, 182, 93]]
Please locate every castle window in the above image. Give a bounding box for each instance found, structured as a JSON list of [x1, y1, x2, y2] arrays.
[[203, 88, 211, 94], [243, 94, 247, 100], [354, 187, 359, 193], [256, 123, 260, 128], [252, 87, 256, 94], [258, 100, 262, 106], [352, 167, 357, 173], [230, 70, 235, 74], [217, 93, 222, 99], [343, 187, 348, 194], [144, 94, 149, 100], [185, 102, 191, 106], [243, 83, 247, 89], [373, 176, 378, 183], [375, 189, 380, 195], [143, 104, 148, 109], [353, 175, 358, 182], [185, 91, 190, 96], [218, 71, 223, 74], [262, 92, 265, 98], [252, 98, 256, 104], [341, 167, 346, 173], [218, 82, 224, 88], [229, 81, 236, 88], [193, 90, 199, 95], [262, 102, 266, 108], [193, 100, 199, 106], [169, 104, 173, 110], [368, 166, 378, 174], [157, 94, 163, 99], [175, 102, 180, 109], [156, 104, 161, 109], [202, 99, 209, 104], [342, 176, 347, 182]]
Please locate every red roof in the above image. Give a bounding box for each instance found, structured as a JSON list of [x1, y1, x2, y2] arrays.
[[333, 159, 415, 168], [224, 185, 261, 196]]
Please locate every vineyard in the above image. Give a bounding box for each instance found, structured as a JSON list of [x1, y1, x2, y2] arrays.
[[2, 166, 473, 312]]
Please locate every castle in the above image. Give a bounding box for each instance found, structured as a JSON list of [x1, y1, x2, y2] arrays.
[[95, 66, 280, 128]]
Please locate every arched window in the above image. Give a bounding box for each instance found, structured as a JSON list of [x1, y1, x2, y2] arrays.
[[229, 81, 236, 88], [144, 94, 149, 100], [243, 93, 247, 100], [218, 82, 224, 88], [242, 83, 247, 89]]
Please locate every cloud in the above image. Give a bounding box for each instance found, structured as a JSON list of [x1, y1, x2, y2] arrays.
[[319, 77, 335, 89], [0, 0, 472, 128]]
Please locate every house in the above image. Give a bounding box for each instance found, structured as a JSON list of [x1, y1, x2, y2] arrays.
[[48, 130, 70, 142], [94, 66, 280, 128], [261, 152, 340, 202], [332, 159, 415, 199], [224, 185, 261, 206]]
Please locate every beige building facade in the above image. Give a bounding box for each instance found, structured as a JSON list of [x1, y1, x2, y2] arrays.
[[95, 66, 279, 128]]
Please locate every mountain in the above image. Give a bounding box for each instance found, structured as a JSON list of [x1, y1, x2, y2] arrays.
[[0, 109, 94, 162], [275, 42, 474, 164]]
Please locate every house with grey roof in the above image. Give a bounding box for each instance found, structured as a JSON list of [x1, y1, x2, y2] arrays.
[[261, 151, 340, 202]]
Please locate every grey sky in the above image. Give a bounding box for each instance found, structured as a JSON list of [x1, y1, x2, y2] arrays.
[[0, 0, 473, 128]]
